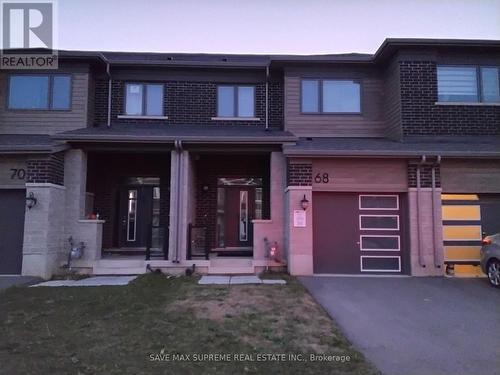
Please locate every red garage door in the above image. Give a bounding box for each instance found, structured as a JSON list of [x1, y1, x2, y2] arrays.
[[313, 193, 406, 274]]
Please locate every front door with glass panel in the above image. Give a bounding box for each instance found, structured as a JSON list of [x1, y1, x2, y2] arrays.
[[216, 178, 262, 249], [118, 177, 163, 249]]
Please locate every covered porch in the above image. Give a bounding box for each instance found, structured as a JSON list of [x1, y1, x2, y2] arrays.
[[55, 125, 293, 275]]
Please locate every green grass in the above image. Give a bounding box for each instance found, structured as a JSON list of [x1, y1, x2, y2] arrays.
[[0, 274, 378, 375]]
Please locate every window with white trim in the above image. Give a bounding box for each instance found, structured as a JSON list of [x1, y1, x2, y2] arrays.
[[217, 85, 255, 118], [125, 83, 164, 116]]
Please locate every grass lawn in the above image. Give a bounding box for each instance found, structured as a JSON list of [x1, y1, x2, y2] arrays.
[[0, 274, 378, 375]]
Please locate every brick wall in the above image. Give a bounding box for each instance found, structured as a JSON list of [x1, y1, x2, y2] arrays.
[[287, 162, 312, 186], [408, 162, 441, 188], [195, 155, 270, 249], [26, 152, 65, 185], [400, 61, 500, 136], [94, 79, 283, 128]]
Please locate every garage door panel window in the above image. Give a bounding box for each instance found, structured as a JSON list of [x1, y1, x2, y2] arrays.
[[359, 195, 399, 210], [361, 256, 401, 272], [359, 215, 399, 230], [360, 235, 400, 251]]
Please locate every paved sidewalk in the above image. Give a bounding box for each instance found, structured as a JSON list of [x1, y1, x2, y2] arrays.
[[199, 275, 286, 285], [300, 276, 500, 375], [31, 276, 138, 287]]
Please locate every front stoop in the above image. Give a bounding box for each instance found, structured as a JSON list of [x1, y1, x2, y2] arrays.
[[207, 257, 255, 275], [93, 259, 146, 275]]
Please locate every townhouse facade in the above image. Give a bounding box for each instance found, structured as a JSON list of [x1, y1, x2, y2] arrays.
[[0, 39, 499, 278]]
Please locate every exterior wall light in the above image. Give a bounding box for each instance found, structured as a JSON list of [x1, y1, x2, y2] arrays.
[[26, 192, 37, 210], [300, 194, 309, 210]]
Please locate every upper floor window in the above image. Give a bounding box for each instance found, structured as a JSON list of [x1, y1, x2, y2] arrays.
[[217, 85, 255, 118], [437, 66, 500, 103], [8, 74, 71, 110], [125, 83, 164, 116], [301, 79, 361, 114]]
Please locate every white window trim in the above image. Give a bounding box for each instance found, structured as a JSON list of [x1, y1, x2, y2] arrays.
[[211, 116, 260, 121], [360, 255, 401, 272], [435, 102, 500, 106], [117, 115, 168, 120], [359, 214, 400, 231], [360, 235, 400, 251], [359, 194, 399, 210]]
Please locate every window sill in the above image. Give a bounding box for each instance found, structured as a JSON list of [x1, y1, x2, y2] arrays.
[[434, 102, 500, 106], [117, 115, 169, 119], [211, 117, 261, 121]]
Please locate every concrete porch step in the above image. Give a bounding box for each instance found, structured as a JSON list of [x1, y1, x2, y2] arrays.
[[93, 266, 146, 275], [96, 259, 145, 268], [210, 257, 253, 268], [208, 266, 255, 275]]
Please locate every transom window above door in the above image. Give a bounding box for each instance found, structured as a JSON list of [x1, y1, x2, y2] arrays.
[[301, 79, 361, 114], [216, 85, 257, 119], [124, 83, 165, 117]]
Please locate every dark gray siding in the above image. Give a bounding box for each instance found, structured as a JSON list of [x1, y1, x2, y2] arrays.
[[284, 65, 386, 137], [0, 64, 91, 135]]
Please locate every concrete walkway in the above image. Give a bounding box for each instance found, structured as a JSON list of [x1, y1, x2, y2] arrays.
[[0, 276, 42, 291], [31, 276, 138, 287], [300, 276, 500, 375], [199, 275, 286, 285]]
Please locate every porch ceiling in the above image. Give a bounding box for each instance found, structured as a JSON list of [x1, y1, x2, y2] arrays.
[[52, 124, 297, 145]]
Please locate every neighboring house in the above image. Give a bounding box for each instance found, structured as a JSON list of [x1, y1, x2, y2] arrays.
[[0, 39, 499, 279]]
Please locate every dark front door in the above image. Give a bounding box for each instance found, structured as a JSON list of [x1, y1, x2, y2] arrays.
[[314, 193, 404, 274], [119, 186, 154, 248], [223, 187, 255, 248], [0, 190, 26, 274]]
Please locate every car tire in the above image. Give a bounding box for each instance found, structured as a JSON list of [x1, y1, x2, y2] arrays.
[[487, 259, 500, 288]]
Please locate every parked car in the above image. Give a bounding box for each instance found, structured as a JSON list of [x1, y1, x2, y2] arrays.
[[480, 234, 500, 288]]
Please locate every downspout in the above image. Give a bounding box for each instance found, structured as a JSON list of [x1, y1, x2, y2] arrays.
[[431, 156, 442, 268], [416, 155, 426, 268], [265, 64, 270, 130], [174, 139, 184, 263], [98, 53, 112, 128]]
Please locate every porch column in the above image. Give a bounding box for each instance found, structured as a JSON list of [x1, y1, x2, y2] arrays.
[[64, 149, 103, 268], [22, 183, 66, 279], [285, 186, 314, 275], [253, 151, 286, 262], [408, 187, 445, 276], [169, 150, 196, 262]]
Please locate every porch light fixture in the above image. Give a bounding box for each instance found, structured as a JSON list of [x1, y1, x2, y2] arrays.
[[300, 194, 309, 210], [26, 192, 37, 210]]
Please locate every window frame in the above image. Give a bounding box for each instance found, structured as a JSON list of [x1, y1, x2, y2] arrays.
[[300, 78, 363, 115], [216, 84, 257, 118], [7, 73, 72, 111], [436, 64, 500, 104], [123, 82, 165, 117]]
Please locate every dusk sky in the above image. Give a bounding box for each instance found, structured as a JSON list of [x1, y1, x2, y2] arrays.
[[59, 0, 500, 54]]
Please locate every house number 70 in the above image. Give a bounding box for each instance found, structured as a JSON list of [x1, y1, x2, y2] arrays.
[[10, 168, 26, 180]]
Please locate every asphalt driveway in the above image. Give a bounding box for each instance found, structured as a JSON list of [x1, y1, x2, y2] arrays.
[[0, 276, 41, 291], [300, 276, 500, 375]]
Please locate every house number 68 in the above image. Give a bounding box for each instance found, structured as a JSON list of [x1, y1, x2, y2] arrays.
[[314, 173, 329, 183]]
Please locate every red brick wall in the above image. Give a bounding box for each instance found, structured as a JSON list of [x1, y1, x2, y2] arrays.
[[287, 162, 312, 186]]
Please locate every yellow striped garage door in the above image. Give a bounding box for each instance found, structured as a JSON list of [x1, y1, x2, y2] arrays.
[[442, 194, 500, 276]]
